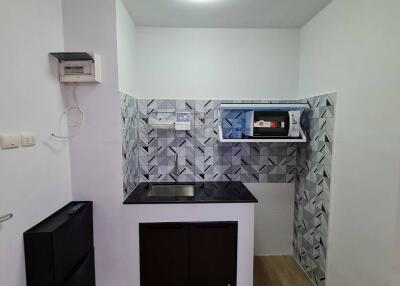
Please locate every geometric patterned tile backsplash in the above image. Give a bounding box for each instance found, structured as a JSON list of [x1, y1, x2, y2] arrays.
[[121, 93, 140, 197], [121, 92, 336, 286], [121, 94, 301, 196], [293, 93, 336, 286]]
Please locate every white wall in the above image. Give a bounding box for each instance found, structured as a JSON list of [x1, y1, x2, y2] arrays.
[[246, 183, 295, 256], [116, 0, 137, 95], [298, 0, 400, 285], [62, 0, 128, 285], [122, 203, 255, 286], [134, 27, 299, 100], [0, 1, 72, 285]]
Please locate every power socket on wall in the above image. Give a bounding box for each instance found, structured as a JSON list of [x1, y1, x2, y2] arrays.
[[0, 133, 36, 149], [21, 134, 36, 147]]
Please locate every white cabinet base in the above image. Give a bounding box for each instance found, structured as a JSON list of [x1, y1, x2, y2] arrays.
[[122, 203, 255, 286]]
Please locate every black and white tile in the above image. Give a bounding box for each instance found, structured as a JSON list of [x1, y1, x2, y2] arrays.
[[293, 93, 336, 286], [121, 93, 139, 198], [123, 97, 298, 185]]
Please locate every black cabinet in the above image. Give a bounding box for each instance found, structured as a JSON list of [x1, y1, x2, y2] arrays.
[[140, 222, 237, 286], [63, 248, 95, 286], [140, 223, 189, 286], [189, 223, 237, 286], [24, 201, 95, 286]]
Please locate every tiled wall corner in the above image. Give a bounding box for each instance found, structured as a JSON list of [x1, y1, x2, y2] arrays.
[[121, 93, 139, 198], [293, 93, 336, 286]]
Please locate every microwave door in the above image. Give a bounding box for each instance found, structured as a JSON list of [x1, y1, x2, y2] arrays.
[[253, 111, 290, 137]]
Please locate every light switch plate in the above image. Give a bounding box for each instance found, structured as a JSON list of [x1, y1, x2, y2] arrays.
[[21, 133, 36, 147], [0, 134, 20, 149]]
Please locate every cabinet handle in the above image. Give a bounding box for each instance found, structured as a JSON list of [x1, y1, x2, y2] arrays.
[[0, 213, 13, 223]]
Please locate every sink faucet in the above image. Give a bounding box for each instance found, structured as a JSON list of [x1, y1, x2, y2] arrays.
[[175, 153, 179, 176]]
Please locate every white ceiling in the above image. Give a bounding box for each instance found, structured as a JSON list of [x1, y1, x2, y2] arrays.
[[123, 0, 332, 28]]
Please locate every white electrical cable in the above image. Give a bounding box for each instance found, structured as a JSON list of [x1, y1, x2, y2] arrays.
[[51, 84, 85, 139]]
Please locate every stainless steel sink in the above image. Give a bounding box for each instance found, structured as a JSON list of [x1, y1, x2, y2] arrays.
[[147, 184, 195, 197]]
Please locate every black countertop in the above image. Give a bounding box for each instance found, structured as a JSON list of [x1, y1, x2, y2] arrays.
[[123, 182, 258, 204]]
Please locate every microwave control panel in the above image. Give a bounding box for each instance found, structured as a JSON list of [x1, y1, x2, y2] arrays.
[[288, 110, 301, 137]]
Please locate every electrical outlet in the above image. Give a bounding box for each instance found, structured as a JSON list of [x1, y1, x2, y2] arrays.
[[21, 133, 36, 147], [0, 134, 20, 149]]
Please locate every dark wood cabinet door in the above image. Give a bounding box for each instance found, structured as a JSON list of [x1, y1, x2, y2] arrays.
[[189, 222, 237, 286], [140, 223, 189, 286]]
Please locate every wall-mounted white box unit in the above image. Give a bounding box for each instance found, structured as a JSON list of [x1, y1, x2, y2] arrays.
[[50, 52, 101, 83], [217, 103, 310, 143]]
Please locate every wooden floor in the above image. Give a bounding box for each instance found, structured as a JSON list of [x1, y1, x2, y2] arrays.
[[254, 256, 313, 286]]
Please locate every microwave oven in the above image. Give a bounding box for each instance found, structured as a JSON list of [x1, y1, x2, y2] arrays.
[[243, 110, 301, 138]]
